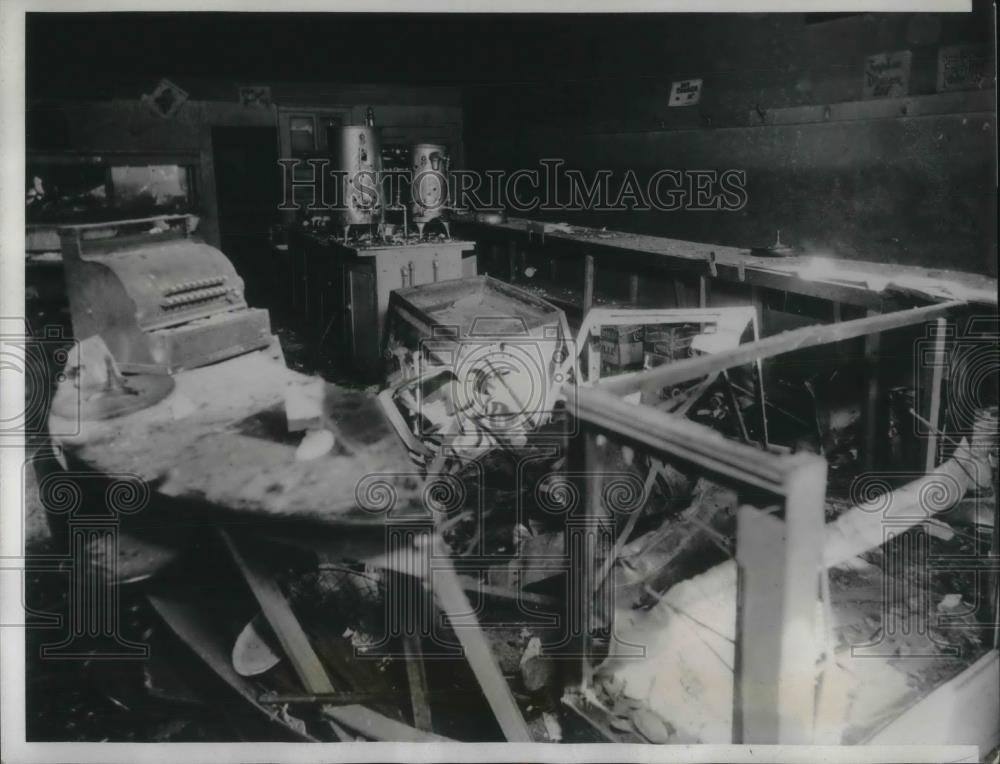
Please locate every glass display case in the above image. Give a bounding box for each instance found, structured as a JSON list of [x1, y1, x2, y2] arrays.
[[25, 153, 199, 227]]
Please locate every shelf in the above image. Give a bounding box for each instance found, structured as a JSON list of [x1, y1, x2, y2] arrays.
[[749, 89, 996, 127]]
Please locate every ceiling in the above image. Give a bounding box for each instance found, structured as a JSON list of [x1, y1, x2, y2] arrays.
[[27, 12, 767, 94], [26, 10, 994, 98]]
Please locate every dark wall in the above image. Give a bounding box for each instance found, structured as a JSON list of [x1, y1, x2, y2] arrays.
[[26, 81, 463, 249], [464, 11, 997, 276]]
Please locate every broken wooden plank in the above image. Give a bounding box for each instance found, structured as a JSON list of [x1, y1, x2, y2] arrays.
[[617, 480, 741, 609], [260, 690, 404, 705], [598, 300, 964, 397], [594, 495, 643, 594], [566, 383, 791, 494], [824, 447, 975, 566], [259, 689, 476, 706], [403, 633, 433, 733], [583, 253, 595, 314], [147, 593, 319, 742], [431, 537, 532, 742], [220, 529, 336, 695], [749, 303, 770, 449], [919, 318, 948, 474], [222, 530, 450, 742], [861, 308, 884, 473], [586, 334, 601, 383], [722, 370, 752, 444], [320, 704, 451, 742], [736, 451, 826, 744], [562, 692, 645, 743]]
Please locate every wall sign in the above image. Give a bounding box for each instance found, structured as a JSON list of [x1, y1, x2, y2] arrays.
[[937, 44, 992, 92], [239, 86, 273, 107], [862, 50, 912, 99], [669, 79, 703, 107], [141, 78, 189, 119]]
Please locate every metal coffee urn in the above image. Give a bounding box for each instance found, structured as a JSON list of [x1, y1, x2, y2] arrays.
[[410, 143, 450, 239], [332, 124, 383, 241]]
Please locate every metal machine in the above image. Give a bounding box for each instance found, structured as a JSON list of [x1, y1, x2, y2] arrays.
[[59, 215, 273, 375], [331, 125, 383, 241], [409, 142, 450, 238]]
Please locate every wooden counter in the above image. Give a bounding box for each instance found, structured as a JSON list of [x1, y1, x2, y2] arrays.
[[287, 229, 476, 378], [453, 215, 997, 313]]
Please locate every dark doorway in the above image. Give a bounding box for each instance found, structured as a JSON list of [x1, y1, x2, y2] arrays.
[[211, 127, 280, 308]]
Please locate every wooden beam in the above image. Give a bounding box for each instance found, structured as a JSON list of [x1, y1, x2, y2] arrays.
[[698, 275, 710, 308], [321, 704, 449, 742], [562, 693, 643, 742], [920, 318, 949, 474], [583, 253, 595, 314], [736, 456, 826, 744], [565, 383, 804, 494], [722, 370, 753, 444], [586, 337, 601, 383], [222, 529, 452, 742], [594, 487, 643, 594], [581, 431, 613, 685], [752, 90, 996, 127], [259, 689, 475, 706], [823, 448, 978, 567], [430, 538, 532, 741], [861, 309, 883, 473], [220, 529, 335, 695], [750, 296, 770, 449], [598, 300, 963, 398], [403, 633, 433, 733], [990, 465, 999, 651]]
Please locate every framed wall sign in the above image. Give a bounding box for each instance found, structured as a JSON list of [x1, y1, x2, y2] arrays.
[[141, 78, 189, 119], [937, 44, 992, 92], [862, 50, 912, 99], [669, 79, 703, 107], [239, 85, 273, 107]]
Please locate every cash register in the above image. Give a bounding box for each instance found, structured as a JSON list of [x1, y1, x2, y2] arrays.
[[59, 215, 273, 375]]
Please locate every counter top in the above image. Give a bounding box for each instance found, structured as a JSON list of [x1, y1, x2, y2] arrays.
[[291, 228, 475, 257], [453, 215, 997, 308]]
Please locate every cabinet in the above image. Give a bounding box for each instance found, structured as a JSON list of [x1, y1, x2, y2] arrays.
[[289, 229, 476, 379]]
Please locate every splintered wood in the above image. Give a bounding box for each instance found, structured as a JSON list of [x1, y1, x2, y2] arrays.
[[595, 448, 989, 745]]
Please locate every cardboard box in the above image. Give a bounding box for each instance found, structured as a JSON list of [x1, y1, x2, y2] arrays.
[[600, 339, 645, 367], [601, 324, 643, 343]]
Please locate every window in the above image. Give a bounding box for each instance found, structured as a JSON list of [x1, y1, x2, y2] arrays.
[[25, 157, 197, 224], [111, 165, 189, 209], [289, 116, 316, 153]]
